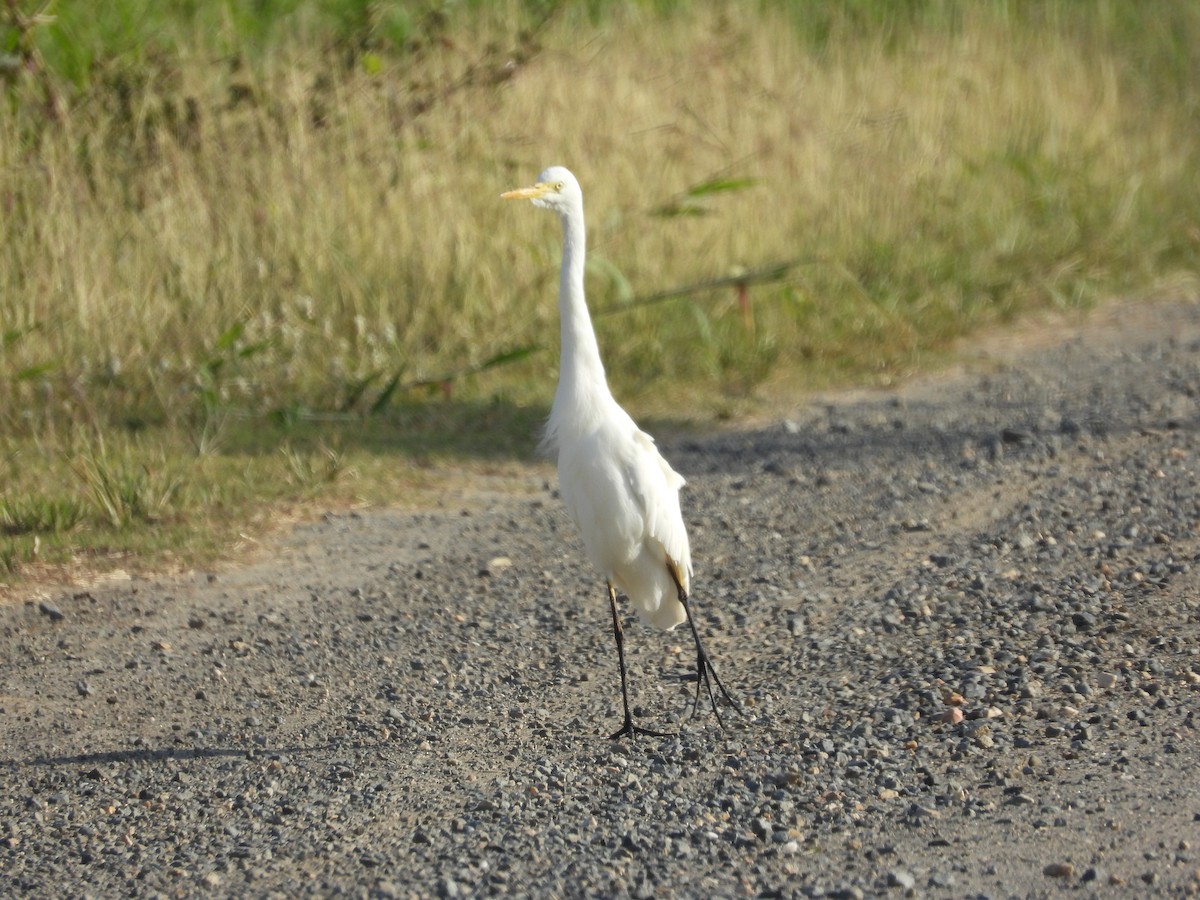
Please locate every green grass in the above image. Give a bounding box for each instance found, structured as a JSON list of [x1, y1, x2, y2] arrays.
[[1, 0, 1198, 587]]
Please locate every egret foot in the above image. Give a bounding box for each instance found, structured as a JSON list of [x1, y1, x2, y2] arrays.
[[671, 574, 743, 727], [688, 640, 741, 727]]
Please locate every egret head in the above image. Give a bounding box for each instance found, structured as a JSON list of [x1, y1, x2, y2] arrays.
[[501, 166, 582, 216]]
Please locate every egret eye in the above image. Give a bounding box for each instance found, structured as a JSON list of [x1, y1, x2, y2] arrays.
[[555, 181, 565, 191]]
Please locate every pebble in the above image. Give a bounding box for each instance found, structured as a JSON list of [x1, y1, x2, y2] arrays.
[[1043, 863, 1074, 878], [37, 601, 65, 622], [887, 869, 916, 889], [482, 556, 513, 576]]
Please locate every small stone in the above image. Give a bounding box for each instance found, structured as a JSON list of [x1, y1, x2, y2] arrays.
[[1081, 866, 1106, 883], [38, 601, 65, 622], [1097, 672, 1119, 689], [941, 708, 964, 725], [906, 803, 941, 820], [1071, 612, 1097, 631], [969, 723, 994, 748], [75, 679, 92, 697], [1003, 427, 1033, 445], [1043, 862, 1074, 878], [482, 556, 513, 577], [887, 869, 916, 889]]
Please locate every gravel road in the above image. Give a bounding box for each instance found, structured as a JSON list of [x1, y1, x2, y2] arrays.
[[2, 297, 1199, 898]]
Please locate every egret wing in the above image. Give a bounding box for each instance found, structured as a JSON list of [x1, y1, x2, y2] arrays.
[[625, 428, 692, 592]]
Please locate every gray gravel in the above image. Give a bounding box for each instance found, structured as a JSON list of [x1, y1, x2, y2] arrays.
[[3, 298, 1200, 898]]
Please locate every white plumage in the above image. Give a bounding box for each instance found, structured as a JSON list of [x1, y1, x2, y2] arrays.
[[502, 166, 737, 737], [556, 408, 690, 631]]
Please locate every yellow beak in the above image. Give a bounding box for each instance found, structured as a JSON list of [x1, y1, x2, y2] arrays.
[[501, 183, 551, 201]]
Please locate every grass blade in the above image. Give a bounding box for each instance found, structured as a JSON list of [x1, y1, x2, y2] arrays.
[[685, 177, 760, 198]]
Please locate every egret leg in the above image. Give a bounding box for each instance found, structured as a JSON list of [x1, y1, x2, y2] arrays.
[[668, 565, 742, 727], [607, 583, 670, 740]]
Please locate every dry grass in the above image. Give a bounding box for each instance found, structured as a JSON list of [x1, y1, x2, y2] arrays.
[[1, 1, 1197, 583]]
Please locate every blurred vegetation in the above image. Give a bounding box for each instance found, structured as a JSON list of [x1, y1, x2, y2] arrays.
[[1, 0, 1198, 585]]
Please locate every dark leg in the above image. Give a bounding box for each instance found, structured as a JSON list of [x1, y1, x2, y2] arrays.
[[607, 582, 670, 740], [667, 563, 742, 726]]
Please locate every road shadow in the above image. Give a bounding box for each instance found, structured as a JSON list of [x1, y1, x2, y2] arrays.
[[670, 376, 1200, 480], [209, 397, 549, 461], [5, 740, 389, 770]]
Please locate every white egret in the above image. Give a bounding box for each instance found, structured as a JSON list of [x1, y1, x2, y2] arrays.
[[502, 166, 739, 738]]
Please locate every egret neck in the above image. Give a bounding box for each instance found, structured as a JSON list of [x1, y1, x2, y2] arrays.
[[551, 197, 610, 435]]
